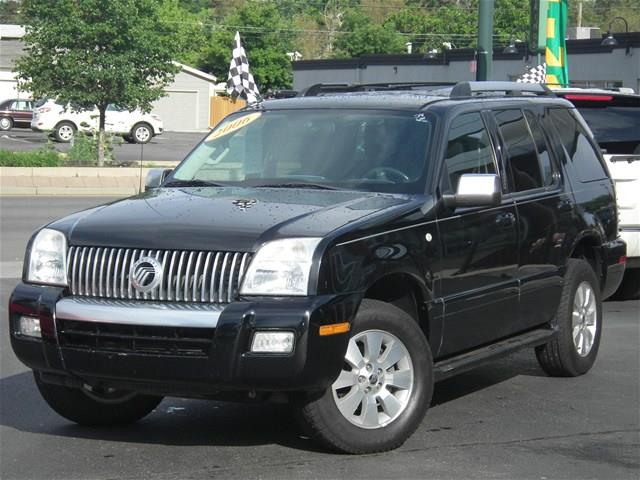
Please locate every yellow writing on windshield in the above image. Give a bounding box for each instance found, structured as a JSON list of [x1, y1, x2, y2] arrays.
[[207, 112, 262, 141]]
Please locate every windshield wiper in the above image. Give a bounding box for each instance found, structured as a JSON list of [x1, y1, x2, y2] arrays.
[[253, 182, 341, 190], [164, 179, 227, 188]]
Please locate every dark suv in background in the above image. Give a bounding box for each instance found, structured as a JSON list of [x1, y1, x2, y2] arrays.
[[9, 82, 625, 454], [556, 88, 640, 300]]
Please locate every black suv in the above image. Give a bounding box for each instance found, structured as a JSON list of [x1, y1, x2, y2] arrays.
[[9, 81, 626, 454]]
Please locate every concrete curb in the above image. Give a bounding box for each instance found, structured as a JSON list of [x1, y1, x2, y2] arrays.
[[0, 166, 171, 196]]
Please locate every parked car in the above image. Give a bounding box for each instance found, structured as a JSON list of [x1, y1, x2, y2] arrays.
[[0, 98, 34, 131], [9, 82, 626, 454], [31, 99, 163, 144], [556, 88, 640, 300]]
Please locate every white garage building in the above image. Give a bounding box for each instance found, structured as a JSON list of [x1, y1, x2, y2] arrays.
[[151, 63, 219, 132]]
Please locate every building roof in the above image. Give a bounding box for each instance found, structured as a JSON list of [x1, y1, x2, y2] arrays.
[[292, 32, 640, 71], [174, 62, 217, 83]]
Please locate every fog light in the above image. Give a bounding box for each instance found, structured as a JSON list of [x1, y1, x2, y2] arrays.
[[18, 316, 41, 338], [251, 331, 294, 353]]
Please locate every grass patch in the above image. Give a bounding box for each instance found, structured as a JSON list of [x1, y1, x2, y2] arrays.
[[0, 148, 63, 167]]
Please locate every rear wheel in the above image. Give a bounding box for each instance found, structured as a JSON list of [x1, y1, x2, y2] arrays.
[[296, 299, 433, 454], [131, 122, 153, 144], [34, 372, 163, 426], [0, 117, 13, 131], [54, 121, 76, 143], [536, 259, 602, 377]]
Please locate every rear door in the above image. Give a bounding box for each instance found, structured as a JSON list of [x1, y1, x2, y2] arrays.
[[10, 100, 32, 125], [490, 107, 570, 330]]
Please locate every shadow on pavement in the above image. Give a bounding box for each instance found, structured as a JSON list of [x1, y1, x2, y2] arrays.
[[0, 349, 549, 453]]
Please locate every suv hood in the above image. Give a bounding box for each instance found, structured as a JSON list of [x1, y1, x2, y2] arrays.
[[50, 187, 424, 251]]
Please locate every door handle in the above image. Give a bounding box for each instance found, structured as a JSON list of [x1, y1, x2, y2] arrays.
[[495, 212, 516, 227]]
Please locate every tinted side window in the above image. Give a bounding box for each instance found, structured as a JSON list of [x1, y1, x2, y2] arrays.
[[495, 109, 542, 192], [548, 108, 608, 182], [440, 112, 496, 194], [524, 111, 556, 187]]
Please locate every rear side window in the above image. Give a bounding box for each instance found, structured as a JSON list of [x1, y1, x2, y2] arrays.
[[548, 108, 608, 183], [524, 111, 556, 187], [440, 112, 496, 194], [494, 109, 543, 192]]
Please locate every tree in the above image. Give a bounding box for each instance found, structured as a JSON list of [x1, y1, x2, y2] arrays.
[[334, 9, 405, 57], [198, 2, 295, 91], [16, 0, 186, 166]]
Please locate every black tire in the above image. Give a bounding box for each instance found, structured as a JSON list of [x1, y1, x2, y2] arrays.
[[122, 134, 135, 144], [296, 299, 433, 454], [609, 269, 640, 301], [0, 116, 13, 131], [34, 372, 163, 426], [54, 121, 76, 143], [536, 259, 603, 377], [131, 122, 153, 144]]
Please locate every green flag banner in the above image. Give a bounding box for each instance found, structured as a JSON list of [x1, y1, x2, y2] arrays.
[[545, 0, 569, 86]]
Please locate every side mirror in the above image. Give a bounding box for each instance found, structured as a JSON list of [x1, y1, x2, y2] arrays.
[[145, 168, 172, 191], [442, 173, 502, 208]]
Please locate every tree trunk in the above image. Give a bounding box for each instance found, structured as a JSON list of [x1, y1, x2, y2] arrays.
[[97, 105, 106, 167]]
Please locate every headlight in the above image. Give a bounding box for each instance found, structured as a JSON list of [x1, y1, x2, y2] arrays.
[[27, 228, 68, 286], [240, 238, 321, 296]]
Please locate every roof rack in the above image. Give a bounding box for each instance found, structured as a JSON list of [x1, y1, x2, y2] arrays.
[[449, 81, 555, 98], [299, 82, 457, 97]]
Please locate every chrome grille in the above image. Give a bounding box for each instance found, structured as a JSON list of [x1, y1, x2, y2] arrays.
[[67, 247, 251, 304]]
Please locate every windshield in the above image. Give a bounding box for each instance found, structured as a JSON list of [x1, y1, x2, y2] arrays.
[[170, 109, 434, 194]]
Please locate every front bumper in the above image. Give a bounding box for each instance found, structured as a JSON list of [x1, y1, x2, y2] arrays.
[[9, 283, 361, 397]]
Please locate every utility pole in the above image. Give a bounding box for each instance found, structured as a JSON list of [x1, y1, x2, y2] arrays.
[[577, 0, 583, 28], [476, 0, 495, 81]]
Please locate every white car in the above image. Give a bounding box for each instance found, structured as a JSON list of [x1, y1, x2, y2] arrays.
[[558, 88, 640, 300], [31, 99, 163, 144]]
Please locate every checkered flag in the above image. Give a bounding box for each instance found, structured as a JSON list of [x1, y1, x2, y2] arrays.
[[227, 31, 261, 104], [517, 63, 546, 84]]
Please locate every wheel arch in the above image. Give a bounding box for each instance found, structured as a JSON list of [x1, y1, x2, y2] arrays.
[[569, 232, 605, 287], [362, 272, 431, 341], [54, 119, 78, 131], [132, 121, 154, 135]]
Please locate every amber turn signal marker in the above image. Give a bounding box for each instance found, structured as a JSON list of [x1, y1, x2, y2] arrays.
[[319, 322, 351, 336]]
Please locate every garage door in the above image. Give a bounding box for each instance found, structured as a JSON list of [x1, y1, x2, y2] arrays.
[[152, 90, 200, 132]]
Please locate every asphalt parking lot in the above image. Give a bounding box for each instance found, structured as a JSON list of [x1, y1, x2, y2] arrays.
[[0, 196, 638, 480], [0, 129, 206, 164]]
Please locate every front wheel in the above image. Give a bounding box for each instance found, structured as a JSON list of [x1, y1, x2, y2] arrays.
[[54, 121, 76, 143], [131, 122, 153, 144], [536, 259, 603, 377], [296, 299, 433, 454], [34, 372, 163, 426]]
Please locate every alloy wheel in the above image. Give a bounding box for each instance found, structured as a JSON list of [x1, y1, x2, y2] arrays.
[[134, 125, 151, 143], [58, 125, 74, 141], [572, 281, 598, 357], [332, 329, 414, 429]]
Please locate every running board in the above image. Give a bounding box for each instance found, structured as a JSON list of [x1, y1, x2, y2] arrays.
[[434, 327, 556, 382]]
